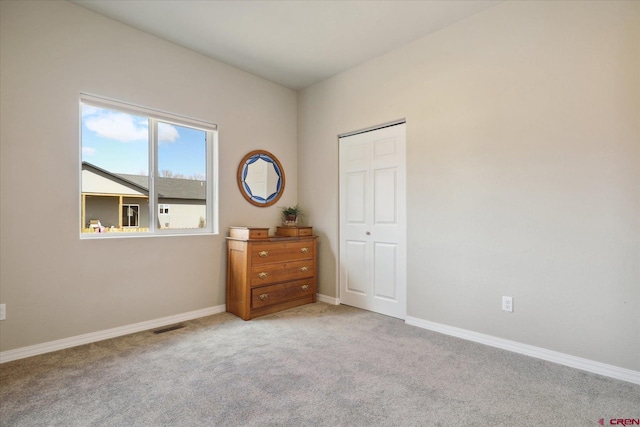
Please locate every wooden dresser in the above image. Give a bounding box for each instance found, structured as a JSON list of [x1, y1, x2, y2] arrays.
[[226, 227, 318, 320]]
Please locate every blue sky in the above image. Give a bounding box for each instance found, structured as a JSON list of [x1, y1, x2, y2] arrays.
[[81, 105, 206, 179]]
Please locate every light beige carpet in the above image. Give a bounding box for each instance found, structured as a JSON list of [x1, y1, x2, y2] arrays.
[[1, 303, 638, 426]]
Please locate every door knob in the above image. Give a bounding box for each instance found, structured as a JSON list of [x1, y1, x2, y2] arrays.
[[366, 231, 371, 235]]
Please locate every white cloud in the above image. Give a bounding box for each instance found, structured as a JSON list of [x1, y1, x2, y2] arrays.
[[82, 147, 96, 156], [81, 105, 99, 117], [84, 110, 148, 142], [82, 108, 180, 143], [158, 122, 179, 143]]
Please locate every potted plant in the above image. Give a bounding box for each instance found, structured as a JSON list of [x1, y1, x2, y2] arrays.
[[281, 204, 302, 226]]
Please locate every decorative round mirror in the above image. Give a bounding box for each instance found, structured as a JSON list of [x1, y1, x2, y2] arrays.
[[237, 150, 285, 207]]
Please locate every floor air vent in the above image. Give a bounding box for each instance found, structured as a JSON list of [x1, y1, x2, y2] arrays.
[[153, 324, 186, 334]]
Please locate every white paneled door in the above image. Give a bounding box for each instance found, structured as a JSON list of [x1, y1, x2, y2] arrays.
[[339, 123, 406, 319]]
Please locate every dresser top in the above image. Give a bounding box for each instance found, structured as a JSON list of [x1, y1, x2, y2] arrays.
[[228, 225, 315, 241], [226, 235, 317, 242]]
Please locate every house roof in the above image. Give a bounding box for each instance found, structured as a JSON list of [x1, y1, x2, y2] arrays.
[[118, 173, 206, 200], [82, 162, 205, 200]]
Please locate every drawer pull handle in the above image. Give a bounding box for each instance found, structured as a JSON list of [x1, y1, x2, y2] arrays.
[[258, 251, 269, 258], [300, 247, 309, 254], [300, 266, 309, 273], [258, 272, 268, 279], [301, 284, 309, 291], [259, 293, 269, 301]]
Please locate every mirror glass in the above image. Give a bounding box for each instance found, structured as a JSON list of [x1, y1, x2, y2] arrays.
[[237, 150, 285, 207]]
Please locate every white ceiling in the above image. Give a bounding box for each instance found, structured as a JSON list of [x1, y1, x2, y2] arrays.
[[71, 0, 501, 90]]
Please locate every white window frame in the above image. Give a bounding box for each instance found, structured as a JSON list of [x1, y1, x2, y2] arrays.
[[122, 204, 140, 228], [80, 93, 219, 238], [158, 204, 170, 215]]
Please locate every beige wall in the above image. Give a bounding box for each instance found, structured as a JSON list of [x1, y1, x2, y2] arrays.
[[0, 1, 297, 351], [298, 1, 639, 370], [1, 0, 638, 373]]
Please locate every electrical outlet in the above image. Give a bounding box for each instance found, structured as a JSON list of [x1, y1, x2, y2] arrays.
[[502, 296, 513, 313], [0, 304, 6, 320]]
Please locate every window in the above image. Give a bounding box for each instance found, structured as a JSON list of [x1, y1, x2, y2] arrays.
[[122, 204, 140, 228], [80, 94, 218, 237]]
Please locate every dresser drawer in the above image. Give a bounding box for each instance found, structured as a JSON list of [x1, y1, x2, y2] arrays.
[[250, 260, 314, 286], [251, 279, 315, 309], [275, 226, 313, 237], [251, 241, 314, 265]]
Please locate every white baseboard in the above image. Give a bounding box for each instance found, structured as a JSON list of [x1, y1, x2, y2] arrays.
[[0, 305, 226, 364], [405, 316, 640, 385], [6, 304, 635, 385], [317, 293, 340, 305]]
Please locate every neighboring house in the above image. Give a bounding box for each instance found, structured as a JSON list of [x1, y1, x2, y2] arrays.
[[81, 162, 206, 233]]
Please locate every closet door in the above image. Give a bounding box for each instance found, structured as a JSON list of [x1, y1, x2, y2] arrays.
[[339, 123, 406, 319]]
